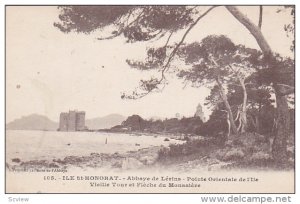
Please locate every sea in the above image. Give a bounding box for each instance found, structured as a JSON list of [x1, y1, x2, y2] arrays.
[[6, 130, 182, 162]]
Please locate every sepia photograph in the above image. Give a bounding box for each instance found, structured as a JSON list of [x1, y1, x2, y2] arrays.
[[5, 5, 295, 193]]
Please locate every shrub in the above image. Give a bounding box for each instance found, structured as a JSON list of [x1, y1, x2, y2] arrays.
[[223, 149, 245, 161], [157, 139, 215, 160]]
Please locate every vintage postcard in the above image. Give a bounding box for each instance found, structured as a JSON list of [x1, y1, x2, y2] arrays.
[[5, 5, 295, 193]]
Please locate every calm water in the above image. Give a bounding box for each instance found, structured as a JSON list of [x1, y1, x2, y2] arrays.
[[6, 130, 182, 162]]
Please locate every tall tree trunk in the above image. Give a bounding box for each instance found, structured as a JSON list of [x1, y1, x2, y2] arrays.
[[239, 77, 247, 133], [258, 6, 263, 29], [272, 85, 290, 163], [256, 99, 262, 133], [216, 77, 238, 135], [255, 114, 260, 133], [226, 111, 231, 138], [226, 6, 290, 162]]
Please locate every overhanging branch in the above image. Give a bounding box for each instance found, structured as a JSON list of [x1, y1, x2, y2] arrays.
[[226, 6, 272, 57], [97, 8, 145, 40], [159, 6, 219, 83], [124, 6, 218, 99]]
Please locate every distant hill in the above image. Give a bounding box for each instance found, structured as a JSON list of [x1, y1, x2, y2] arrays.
[[86, 114, 126, 130], [6, 114, 58, 131]]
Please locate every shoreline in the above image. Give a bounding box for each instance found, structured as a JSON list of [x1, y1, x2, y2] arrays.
[[6, 145, 165, 172]]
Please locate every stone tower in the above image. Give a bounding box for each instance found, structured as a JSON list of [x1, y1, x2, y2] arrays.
[[194, 103, 205, 122], [59, 110, 85, 131]]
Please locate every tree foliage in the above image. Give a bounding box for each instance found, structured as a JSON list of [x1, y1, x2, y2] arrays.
[[55, 6, 197, 41]]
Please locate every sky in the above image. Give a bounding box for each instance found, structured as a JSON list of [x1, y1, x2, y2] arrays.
[[6, 6, 294, 123]]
